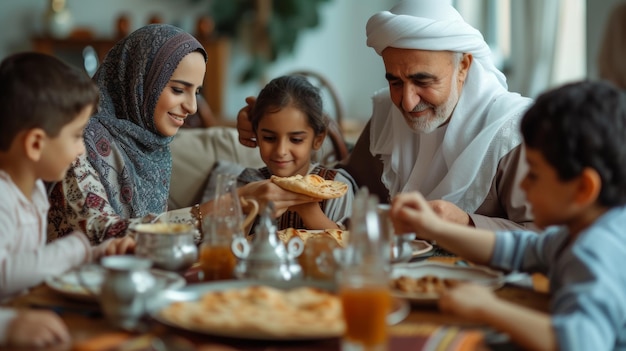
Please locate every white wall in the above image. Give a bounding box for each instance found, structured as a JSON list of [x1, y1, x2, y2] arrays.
[[224, 0, 395, 122], [0, 0, 394, 122], [0, 0, 612, 121]]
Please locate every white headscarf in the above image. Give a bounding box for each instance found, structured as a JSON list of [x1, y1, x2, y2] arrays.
[[366, 0, 532, 211]]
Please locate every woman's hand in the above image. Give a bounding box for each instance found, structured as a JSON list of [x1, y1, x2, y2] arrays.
[[237, 96, 257, 148]]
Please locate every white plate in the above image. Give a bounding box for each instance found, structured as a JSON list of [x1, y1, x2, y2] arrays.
[[149, 279, 409, 341], [409, 239, 433, 258], [45, 265, 186, 302], [390, 261, 504, 305]]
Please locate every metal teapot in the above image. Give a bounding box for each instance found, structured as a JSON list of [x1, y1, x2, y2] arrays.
[[232, 202, 303, 281]]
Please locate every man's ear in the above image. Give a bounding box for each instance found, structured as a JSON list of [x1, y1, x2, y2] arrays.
[[574, 168, 602, 206], [23, 128, 46, 162], [312, 131, 326, 151], [458, 53, 473, 84]]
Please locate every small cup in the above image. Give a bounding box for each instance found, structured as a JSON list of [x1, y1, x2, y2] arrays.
[[298, 234, 340, 281], [132, 223, 198, 271], [377, 204, 414, 263]]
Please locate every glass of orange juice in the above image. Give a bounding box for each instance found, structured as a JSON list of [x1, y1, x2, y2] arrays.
[[339, 188, 391, 351], [199, 173, 258, 281], [199, 206, 239, 281], [199, 240, 237, 281], [339, 267, 391, 351]]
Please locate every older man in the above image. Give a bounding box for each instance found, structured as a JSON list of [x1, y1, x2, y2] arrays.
[[238, 0, 535, 231]]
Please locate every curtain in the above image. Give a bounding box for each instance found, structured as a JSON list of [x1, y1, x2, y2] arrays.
[[508, 0, 563, 97]]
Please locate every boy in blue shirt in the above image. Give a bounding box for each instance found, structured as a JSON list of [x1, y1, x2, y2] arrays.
[[390, 80, 626, 351]]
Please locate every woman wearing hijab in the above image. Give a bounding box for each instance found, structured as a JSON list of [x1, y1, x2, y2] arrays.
[[47, 24, 209, 243]]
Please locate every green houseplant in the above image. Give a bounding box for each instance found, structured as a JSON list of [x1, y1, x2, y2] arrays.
[[206, 0, 332, 82]]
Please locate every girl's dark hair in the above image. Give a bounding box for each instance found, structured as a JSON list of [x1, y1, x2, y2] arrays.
[[521, 80, 626, 206], [0, 52, 100, 151], [250, 75, 328, 135]]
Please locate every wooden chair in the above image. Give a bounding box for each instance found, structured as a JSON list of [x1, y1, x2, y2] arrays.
[[289, 70, 350, 165]]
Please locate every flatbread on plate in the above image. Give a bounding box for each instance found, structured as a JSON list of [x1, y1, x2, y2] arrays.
[[270, 174, 348, 199], [277, 228, 349, 248], [158, 285, 344, 338]]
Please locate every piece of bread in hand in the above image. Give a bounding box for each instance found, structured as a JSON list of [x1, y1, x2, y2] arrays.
[[270, 174, 348, 199]]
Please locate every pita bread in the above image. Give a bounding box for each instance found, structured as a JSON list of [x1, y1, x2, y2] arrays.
[[158, 285, 345, 338], [277, 228, 349, 248], [270, 174, 348, 199]]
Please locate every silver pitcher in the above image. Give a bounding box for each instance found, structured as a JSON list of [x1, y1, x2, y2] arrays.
[[97, 256, 156, 330], [232, 202, 303, 281]]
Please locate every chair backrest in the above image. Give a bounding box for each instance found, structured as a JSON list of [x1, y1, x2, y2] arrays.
[[288, 70, 344, 129], [288, 70, 350, 165], [321, 116, 349, 166]]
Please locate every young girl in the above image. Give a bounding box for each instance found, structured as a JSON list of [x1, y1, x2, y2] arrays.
[[236, 75, 355, 230]]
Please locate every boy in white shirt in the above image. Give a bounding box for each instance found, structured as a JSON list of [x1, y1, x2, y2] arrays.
[[0, 52, 135, 347]]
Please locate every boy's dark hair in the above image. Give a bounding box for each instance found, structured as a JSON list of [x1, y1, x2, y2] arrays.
[[521, 80, 626, 207], [250, 74, 328, 135], [0, 52, 100, 151]]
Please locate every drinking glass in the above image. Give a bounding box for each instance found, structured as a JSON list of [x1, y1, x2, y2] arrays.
[[377, 204, 414, 263], [339, 188, 391, 351], [199, 173, 257, 281], [298, 233, 339, 281]]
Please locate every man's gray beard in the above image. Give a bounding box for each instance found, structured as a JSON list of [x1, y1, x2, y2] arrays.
[[404, 75, 460, 134]]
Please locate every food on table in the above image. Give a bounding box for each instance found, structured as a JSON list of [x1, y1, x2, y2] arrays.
[[270, 174, 348, 199], [158, 285, 345, 337], [276, 227, 349, 248], [391, 275, 462, 295]]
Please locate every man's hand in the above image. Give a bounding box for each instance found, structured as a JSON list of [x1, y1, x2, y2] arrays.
[[237, 96, 257, 148], [428, 199, 472, 226]]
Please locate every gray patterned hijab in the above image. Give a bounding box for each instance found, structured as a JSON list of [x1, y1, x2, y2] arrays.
[[85, 24, 207, 218]]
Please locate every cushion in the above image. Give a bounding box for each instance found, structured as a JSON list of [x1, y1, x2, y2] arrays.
[[169, 127, 265, 210]]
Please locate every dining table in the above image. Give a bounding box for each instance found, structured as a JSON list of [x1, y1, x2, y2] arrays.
[[1, 256, 550, 351]]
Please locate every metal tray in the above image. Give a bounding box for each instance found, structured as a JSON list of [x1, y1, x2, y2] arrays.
[[149, 279, 409, 340]]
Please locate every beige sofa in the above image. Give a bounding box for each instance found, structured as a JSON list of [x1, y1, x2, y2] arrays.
[[168, 126, 344, 210]]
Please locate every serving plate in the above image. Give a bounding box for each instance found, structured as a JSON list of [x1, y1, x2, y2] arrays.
[[390, 261, 504, 305], [149, 279, 409, 341], [408, 239, 434, 259], [45, 265, 186, 302]]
